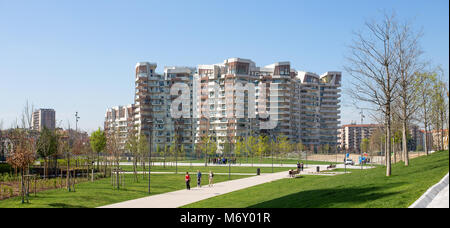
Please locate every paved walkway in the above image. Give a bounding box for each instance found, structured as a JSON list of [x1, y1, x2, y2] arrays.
[[410, 173, 449, 208], [427, 184, 449, 208], [121, 171, 257, 176], [118, 162, 374, 170], [100, 164, 371, 208]]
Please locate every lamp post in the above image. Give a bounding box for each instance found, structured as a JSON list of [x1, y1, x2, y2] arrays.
[[147, 119, 153, 194], [271, 134, 276, 173]]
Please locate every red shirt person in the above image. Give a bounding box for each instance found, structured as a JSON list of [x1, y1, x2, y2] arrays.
[[185, 172, 191, 190]]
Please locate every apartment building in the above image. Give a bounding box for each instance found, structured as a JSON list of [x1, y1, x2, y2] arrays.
[[164, 66, 196, 154], [339, 124, 382, 153], [107, 58, 342, 156], [32, 109, 56, 131], [193, 58, 342, 153], [133, 62, 171, 153], [104, 104, 135, 152]]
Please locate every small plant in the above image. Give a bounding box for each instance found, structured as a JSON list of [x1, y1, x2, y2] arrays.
[[8, 186, 13, 197]]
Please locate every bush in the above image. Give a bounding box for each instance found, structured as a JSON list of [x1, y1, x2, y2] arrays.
[[0, 163, 12, 174]]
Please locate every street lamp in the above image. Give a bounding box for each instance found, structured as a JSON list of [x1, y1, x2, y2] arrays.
[[147, 119, 153, 194]]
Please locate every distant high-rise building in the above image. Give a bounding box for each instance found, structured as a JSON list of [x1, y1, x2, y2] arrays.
[[104, 104, 135, 152], [32, 109, 56, 131], [339, 124, 382, 153]]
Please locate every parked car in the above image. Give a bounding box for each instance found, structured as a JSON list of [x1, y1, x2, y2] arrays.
[[345, 159, 354, 166]]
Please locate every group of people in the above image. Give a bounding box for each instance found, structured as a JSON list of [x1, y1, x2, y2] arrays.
[[209, 157, 236, 165], [297, 161, 305, 171], [185, 170, 214, 190]]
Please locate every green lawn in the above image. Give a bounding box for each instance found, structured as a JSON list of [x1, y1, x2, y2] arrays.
[[183, 150, 449, 208], [119, 165, 291, 174], [0, 174, 247, 208]]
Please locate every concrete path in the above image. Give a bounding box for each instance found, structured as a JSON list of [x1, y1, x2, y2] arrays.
[[100, 164, 363, 208], [118, 162, 374, 170], [427, 185, 449, 208], [410, 173, 449, 208], [121, 171, 257, 176]]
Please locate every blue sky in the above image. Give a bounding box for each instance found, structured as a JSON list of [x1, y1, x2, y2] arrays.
[[0, 0, 448, 132]]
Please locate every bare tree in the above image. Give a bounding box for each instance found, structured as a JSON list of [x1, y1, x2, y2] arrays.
[[393, 20, 425, 166], [415, 71, 438, 155], [106, 129, 121, 189], [6, 129, 36, 203], [21, 100, 34, 130], [345, 12, 400, 176]]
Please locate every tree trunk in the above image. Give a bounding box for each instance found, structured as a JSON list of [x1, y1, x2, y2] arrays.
[[385, 108, 392, 177], [424, 113, 429, 156], [67, 154, 71, 191], [403, 120, 409, 166], [133, 157, 138, 182]]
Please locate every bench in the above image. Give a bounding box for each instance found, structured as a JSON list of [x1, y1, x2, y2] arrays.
[[288, 169, 300, 178]]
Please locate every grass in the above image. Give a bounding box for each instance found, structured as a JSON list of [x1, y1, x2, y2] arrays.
[[119, 165, 291, 174], [183, 150, 449, 208], [0, 174, 247, 208]]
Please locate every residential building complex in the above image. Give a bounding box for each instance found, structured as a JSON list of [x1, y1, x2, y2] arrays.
[[339, 124, 382, 153], [193, 58, 341, 153], [104, 104, 135, 152], [105, 58, 342, 155], [418, 129, 449, 151], [32, 109, 56, 131]]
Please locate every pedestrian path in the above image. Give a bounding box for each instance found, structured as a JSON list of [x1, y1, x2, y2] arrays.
[[427, 185, 449, 208], [410, 173, 449, 208], [121, 171, 256, 176], [100, 170, 296, 208], [100, 164, 359, 208]]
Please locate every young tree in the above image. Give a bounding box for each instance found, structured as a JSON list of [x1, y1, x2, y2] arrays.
[[430, 76, 448, 151], [345, 13, 401, 176], [415, 71, 437, 155], [246, 136, 258, 166], [256, 135, 268, 162], [7, 129, 36, 203], [36, 128, 58, 179], [393, 19, 425, 166], [234, 137, 244, 165], [296, 141, 305, 161], [277, 135, 289, 166], [125, 129, 139, 182], [90, 128, 106, 171], [106, 129, 121, 189], [138, 133, 148, 171]]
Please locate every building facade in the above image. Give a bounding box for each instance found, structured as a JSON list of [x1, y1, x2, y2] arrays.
[[106, 58, 342, 156], [104, 104, 135, 152], [193, 58, 341, 153], [339, 124, 382, 153], [32, 109, 56, 131]]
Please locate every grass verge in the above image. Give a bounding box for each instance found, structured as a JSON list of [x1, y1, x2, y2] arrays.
[[183, 150, 449, 208]]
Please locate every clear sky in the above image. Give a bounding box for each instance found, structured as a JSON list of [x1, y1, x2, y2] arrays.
[[0, 0, 448, 132]]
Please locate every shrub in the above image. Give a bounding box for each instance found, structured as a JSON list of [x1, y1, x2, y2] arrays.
[[0, 163, 12, 174]]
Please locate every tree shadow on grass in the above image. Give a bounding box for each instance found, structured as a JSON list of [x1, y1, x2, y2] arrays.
[[47, 203, 89, 208], [249, 183, 407, 208]]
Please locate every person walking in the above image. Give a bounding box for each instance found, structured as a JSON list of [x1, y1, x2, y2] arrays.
[[300, 162, 304, 171], [185, 172, 191, 190], [208, 171, 214, 187], [197, 170, 202, 188]]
